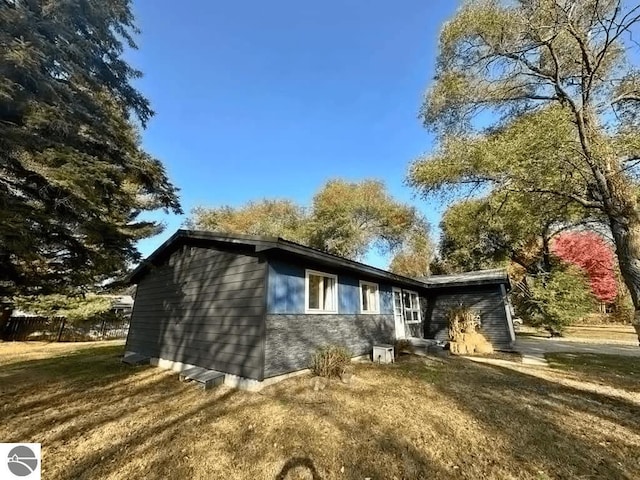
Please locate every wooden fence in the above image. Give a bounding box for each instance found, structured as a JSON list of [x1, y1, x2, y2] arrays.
[[0, 316, 130, 342]]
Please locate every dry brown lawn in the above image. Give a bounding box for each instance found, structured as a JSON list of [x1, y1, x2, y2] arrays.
[[518, 324, 638, 344], [563, 325, 638, 343], [1, 341, 639, 480], [0, 340, 125, 366]]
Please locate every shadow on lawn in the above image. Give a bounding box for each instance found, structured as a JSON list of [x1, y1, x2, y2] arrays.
[[0, 344, 154, 441], [227, 359, 467, 479], [1, 344, 133, 408], [431, 357, 640, 479], [252, 355, 640, 479], [63, 388, 241, 480], [0, 343, 244, 479], [0, 344, 129, 384], [546, 352, 640, 393], [3, 347, 639, 479], [275, 457, 321, 480]]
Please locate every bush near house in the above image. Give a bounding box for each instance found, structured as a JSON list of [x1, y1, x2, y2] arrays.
[[514, 265, 597, 334], [394, 339, 415, 358], [446, 306, 493, 355], [310, 345, 351, 378]]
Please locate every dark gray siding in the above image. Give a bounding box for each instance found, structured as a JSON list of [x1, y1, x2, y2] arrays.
[[264, 314, 394, 378], [125, 244, 266, 379], [423, 285, 512, 349]]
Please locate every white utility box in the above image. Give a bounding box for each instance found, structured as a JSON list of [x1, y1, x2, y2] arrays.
[[372, 344, 394, 364]]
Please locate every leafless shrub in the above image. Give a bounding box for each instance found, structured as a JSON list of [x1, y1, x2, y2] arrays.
[[310, 345, 351, 378]]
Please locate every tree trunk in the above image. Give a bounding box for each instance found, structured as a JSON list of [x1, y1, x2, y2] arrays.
[[56, 318, 66, 342], [541, 231, 552, 274], [609, 216, 640, 346], [579, 107, 640, 345]]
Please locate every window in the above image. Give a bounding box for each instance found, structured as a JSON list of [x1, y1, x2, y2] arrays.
[[359, 280, 380, 314], [305, 270, 338, 313], [403, 290, 421, 323]]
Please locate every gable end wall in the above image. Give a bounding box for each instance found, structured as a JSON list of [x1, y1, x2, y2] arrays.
[[126, 243, 267, 379], [424, 285, 512, 349]]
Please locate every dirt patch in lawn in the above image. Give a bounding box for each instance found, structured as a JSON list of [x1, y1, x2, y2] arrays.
[[1, 343, 639, 479]]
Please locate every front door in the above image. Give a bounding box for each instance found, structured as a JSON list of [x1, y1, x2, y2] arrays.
[[392, 288, 405, 339]]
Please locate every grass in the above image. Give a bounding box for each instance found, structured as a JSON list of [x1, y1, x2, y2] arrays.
[[546, 352, 640, 393], [517, 324, 638, 343], [563, 325, 638, 343], [0, 340, 125, 367], [1, 341, 639, 479]]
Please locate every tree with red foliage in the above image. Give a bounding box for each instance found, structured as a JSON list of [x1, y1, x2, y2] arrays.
[[551, 232, 618, 304]]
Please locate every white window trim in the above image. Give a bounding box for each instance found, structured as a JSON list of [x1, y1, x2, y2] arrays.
[[304, 269, 338, 314], [359, 280, 380, 314], [403, 290, 421, 324]]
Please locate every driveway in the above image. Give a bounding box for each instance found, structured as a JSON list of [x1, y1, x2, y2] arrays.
[[515, 337, 640, 365]]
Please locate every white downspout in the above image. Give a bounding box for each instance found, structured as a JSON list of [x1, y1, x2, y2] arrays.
[[501, 283, 516, 345]]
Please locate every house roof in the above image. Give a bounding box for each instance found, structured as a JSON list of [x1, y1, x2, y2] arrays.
[[128, 230, 428, 288], [128, 230, 510, 290], [417, 269, 510, 289], [110, 295, 135, 309]]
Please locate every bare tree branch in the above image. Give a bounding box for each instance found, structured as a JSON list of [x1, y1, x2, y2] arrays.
[[506, 187, 603, 209]]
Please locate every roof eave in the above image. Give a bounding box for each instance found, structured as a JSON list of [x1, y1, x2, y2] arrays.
[[256, 242, 428, 289], [126, 230, 185, 284], [422, 278, 511, 290], [126, 230, 511, 292]]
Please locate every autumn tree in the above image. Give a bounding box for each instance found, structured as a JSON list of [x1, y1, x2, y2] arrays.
[[0, 0, 181, 296], [436, 190, 596, 274], [436, 192, 604, 329], [408, 0, 640, 339], [388, 225, 433, 278], [307, 179, 425, 259], [189, 179, 431, 263], [551, 231, 618, 303], [435, 200, 507, 273], [189, 200, 308, 244]]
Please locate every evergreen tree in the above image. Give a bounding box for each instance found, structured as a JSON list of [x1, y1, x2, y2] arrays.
[[0, 0, 181, 295]]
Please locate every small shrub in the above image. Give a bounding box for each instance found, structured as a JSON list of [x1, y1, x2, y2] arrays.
[[310, 345, 351, 378], [394, 339, 415, 358], [512, 265, 597, 333]]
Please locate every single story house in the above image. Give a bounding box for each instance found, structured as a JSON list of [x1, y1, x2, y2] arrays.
[[125, 230, 514, 390]]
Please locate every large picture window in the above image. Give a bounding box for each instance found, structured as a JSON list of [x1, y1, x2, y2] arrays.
[[403, 290, 421, 323], [359, 280, 380, 314], [305, 270, 338, 313]]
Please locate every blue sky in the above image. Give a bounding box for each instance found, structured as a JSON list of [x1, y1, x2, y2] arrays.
[[129, 1, 460, 267]]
